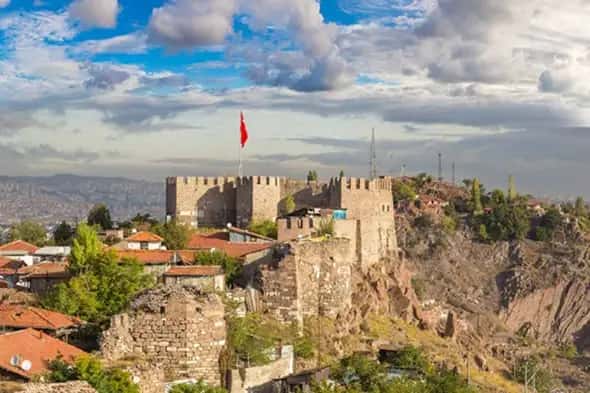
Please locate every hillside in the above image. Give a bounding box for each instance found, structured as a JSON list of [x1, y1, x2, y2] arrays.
[[0, 175, 164, 224]]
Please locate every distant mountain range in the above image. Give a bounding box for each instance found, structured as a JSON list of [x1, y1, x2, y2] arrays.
[[0, 174, 165, 224]]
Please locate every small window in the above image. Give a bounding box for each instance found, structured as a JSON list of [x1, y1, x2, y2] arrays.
[[140, 242, 148, 250], [160, 306, 166, 314]]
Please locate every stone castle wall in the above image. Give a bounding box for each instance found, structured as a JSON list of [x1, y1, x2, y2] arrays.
[[259, 239, 354, 326], [166, 176, 395, 230], [101, 287, 226, 386]]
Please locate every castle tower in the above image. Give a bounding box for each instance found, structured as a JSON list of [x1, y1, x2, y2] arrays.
[[236, 176, 282, 227]]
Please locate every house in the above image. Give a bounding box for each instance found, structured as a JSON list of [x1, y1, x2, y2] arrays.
[[0, 305, 82, 336], [125, 231, 164, 250], [33, 246, 71, 262], [115, 249, 177, 276], [0, 257, 26, 288], [187, 233, 274, 263], [163, 265, 225, 291], [221, 226, 274, 243], [0, 240, 40, 266], [0, 328, 86, 381], [16, 262, 70, 294]]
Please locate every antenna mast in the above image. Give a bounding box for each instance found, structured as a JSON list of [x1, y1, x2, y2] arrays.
[[370, 128, 377, 179], [438, 152, 443, 182], [452, 162, 456, 185]]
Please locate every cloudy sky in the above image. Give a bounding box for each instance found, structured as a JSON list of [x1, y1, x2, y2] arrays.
[[1, 0, 590, 198]]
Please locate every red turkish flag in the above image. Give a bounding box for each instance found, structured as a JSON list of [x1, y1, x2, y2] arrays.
[[240, 112, 249, 148]]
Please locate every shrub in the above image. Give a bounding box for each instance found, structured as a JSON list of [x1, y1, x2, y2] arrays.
[[512, 357, 554, 393], [387, 345, 431, 374], [318, 218, 335, 237], [195, 251, 242, 286], [47, 355, 139, 393], [414, 215, 434, 230], [411, 278, 427, 301], [247, 220, 278, 239], [169, 381, 227, 393]]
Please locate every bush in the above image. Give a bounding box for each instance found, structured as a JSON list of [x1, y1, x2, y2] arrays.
[[247, 220, 278, 239], [169, 381, 227, 393], [414, 215, 434, 230], [47, 355, 139, 393], [512, 357, 554, 393], [152, 220, 191, 250], [318, 218, 335, 237], [195, 251, 242, 286], [559, 342, 578, 360], [411, 278, 427, 301], [387, 345, 431, 374], [393, 182, 417, 203]]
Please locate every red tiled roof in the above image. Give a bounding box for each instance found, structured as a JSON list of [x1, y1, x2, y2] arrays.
[[0, 305, 82, 331], [0, 258, 25, 275], [0, 240, 39, 254], [0, 280, 8, 288], [187, 234, 273, 258], [0, 328, 86, 379], [126, 231, 163, 243], [115, 249, 174, 265], [164, 265, 223, 277], [17, 263, 69, 278]]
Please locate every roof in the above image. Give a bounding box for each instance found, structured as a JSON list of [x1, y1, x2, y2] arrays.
[[115, 249, 174, 265], [17, 262, 69, 279], [34, 247, 71, 256], [126, 231, 163, 243], [0, 304, 82, 330], [0, 328, 86, 379], [0, 240, 39, 254], [164, 265, 223, 277], [187, 234, 273, 258], [226, 226, 275, 242], [0, 257, 25, 275]]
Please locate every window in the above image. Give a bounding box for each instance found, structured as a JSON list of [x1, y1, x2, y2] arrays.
[[140, 242, 148, 250]]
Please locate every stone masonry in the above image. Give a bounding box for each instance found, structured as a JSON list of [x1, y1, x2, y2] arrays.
[[100, 286, 226, 386], [259, 239, 355, 326], [21, 382, 97, 393]]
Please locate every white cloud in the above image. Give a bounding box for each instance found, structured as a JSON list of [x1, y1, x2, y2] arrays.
[[69, 0, 119, 28], [0, 0, 10, 9], [73, 32, 148, 55], [148, 0, 238, 49]]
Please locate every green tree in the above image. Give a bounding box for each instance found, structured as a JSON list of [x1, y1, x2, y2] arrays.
[[482, 201, 530, 241], [307, 170, 318, 182], [507, 175, 517, 202], [512, 357, 554, 393], [317, 218, 335, 237], [195, 251, 242, 286], [9, 220, 47, 246], [386, 345, 431, 373], [153, 220, 191, 250], [534, 207, 562, 241], [339, 170, 345, 178], [247, 220, 278, 239], [42, 225, 154, 324], [393, 182, 417, 203], [471, 178, 483, 215], [284, 194, 296, 214], [53, 221, 74, 246], [169, 381, 227, 393], [490, 189, 506, 207], [87, 204, 113, 230], [48, 355, 139, 393], [575, 196, 587, 217]]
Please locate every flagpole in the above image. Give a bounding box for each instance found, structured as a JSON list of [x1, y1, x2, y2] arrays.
[[238, 143, 243, 177]]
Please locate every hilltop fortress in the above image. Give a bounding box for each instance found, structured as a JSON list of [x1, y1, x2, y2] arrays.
[[166, 175, 399, 266]]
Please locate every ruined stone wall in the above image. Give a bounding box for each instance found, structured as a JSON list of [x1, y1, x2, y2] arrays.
[[22, 382, 97, 393], [277, 217, 319, 242], [101, 287, 226, 386], [166, 177, 236, 227], [259, 239, 354, 325], [227, 347, 294, 393]]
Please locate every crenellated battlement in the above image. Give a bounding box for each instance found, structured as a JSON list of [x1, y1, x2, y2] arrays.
[[330, 176, 393, 192], [237, 176, 282, 187], [277, 217, 317, 241], [167, 176, 237, 187]]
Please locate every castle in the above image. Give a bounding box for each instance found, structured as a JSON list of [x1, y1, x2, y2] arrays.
[[166, 176, 394, 228]]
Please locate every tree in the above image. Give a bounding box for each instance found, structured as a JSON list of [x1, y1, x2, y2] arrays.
[[534, 207, 562, 241], [284, 194, 296, 214], [247, 220, 278, 239], [507, 175, 517, 202], [481, 201, 530, 241], [512, 357, 554, 393], [575, 196, 587, 217], [195, 251, 242, 286], [152, 220, 191, 250], [87, 204, 113, 230], [9, 220, 46, 246], [42, 225, 154, 324], [53, 221, 74, 246], [48, 355, 139, 393], [393, 182, 417, 203], [471, 178, 483, 215], [307, 170, 318, 182], [490, 189, 505, 207], [339, 170, 345, 178]]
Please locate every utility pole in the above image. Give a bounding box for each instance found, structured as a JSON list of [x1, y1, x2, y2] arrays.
[[370, 128, 377, 180], [452, 162, 456, 185], [438, 152, 443, 182], [400, 164, 406, 178]]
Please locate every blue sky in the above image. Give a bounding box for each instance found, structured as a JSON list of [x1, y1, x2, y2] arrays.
[[1, 0, 590, 198]]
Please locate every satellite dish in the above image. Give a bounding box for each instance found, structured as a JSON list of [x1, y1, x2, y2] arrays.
[[226, 223, 232, 228], [10, 355, 21, 367], [21, 360, 32, 372]]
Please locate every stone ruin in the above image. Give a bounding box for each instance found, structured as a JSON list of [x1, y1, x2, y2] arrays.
[[100, 285, 226, 386], [21, 382, 97, 393]]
